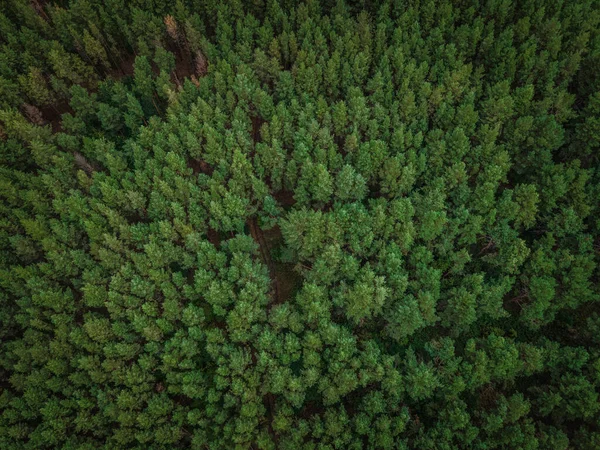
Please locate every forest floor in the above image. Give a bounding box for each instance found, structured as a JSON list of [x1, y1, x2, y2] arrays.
[[247, 219, 301, 306]]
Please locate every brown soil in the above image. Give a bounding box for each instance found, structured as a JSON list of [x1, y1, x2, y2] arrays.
[[206, 227, 221, 247], [261, 224, 301, 305], [187, 158, 214, 175], [247, 219, 301, 306], [248, 217, 279, 302], [39, 101, 72, 133], [251, 115, 265, 144], [272, 190, 296, 208], [107, 53, 136, 79], [173, 49, 197, 85]]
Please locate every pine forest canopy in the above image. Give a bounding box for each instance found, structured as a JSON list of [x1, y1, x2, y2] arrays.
[[1, 0, 600, 448]]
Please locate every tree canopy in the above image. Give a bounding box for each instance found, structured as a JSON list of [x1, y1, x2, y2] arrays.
[[1, 0, 600, 448]]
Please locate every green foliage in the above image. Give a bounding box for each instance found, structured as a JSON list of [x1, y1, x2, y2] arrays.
[[1, 0, 599, 449]]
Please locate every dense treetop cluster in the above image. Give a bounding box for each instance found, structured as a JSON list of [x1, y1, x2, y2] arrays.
[[1, 0, 600, 448]]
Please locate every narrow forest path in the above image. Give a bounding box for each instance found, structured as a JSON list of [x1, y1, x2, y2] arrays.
[[247, 217, 301, 307], [247, 217, 281, 305], [247, 217, 281, 446]]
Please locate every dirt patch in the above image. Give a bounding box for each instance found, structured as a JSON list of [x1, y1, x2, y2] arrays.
[[30, 0, 50, 21], [163, 37, 207, 87], [107, 53, 137, 79], [251, 115, 265, 144], [188, 158, 214, 175], [247, 219, 301, 306], [206, 227, 221, 247], [262, 392, 278, 444], [273, 258, 301, 306], [39, 100, 72, 133], [248, 217, 278, 300], [273, 190, 296, 208], [173, 50, 197, 85], [261, 225, 301, 304], [478, 384, 500, 410]]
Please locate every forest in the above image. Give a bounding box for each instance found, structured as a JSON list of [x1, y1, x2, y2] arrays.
[[1, 0, 600, 448]]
